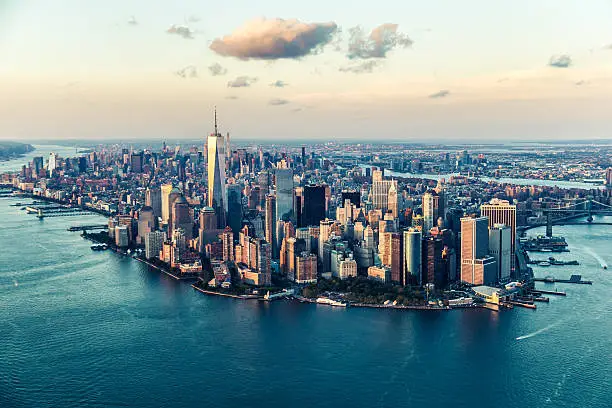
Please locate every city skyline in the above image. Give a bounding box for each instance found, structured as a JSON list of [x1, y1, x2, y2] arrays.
[[2, 0, 612, 141]]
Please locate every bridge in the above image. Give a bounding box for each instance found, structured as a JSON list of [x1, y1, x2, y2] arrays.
[[519, 197, 612, 236]]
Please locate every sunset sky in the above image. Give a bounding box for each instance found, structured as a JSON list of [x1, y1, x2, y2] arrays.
[[1, 0, 612, 141]]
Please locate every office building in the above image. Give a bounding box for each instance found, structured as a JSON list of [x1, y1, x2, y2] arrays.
[[145, 231, 165, 260], [422, 190, 440, 232], [221, 226, 234, 261], [480, 199, 516, 274], [489, 224, 512, 283], [145, 187, 162, 219], [226, 183, 243, 238], [171, 195, 192, 241], [265, 195, 277, 257], [137, 206, 156, 245], [341, 190, 361, 207], [275, 168, 294, 222], [460, 217, 496, 285], [403, 228, 422, 286], [295, 252, 318, 283], [300, 185, 326, 228], [207, 111, 227, 228], [372, 179, 397, 214], [115, 225, 130, 248]]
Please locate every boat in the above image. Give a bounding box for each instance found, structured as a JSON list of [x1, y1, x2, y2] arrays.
[[541, 248, 553, 252], [538, 261, 551, 267], [316, 297, 348, 307], [90, 244, 108, 251]]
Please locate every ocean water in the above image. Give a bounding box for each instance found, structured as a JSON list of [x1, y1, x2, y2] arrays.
[[0, 206, 610, 408]]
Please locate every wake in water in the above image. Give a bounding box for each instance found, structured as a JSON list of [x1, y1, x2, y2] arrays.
[[582, 246, 608, 269], [516, 321, 561, 341]]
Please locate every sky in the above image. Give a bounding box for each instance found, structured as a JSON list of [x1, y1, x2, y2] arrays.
[[1, 0, 612, 142]]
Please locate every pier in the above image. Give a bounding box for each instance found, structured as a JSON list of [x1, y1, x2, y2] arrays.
[[533, 275, 593, 285], [68, 225, 108, 232], [531, 289, 567, 296]]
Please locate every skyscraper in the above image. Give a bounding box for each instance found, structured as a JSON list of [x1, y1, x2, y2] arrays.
[[403, 228, 422, 286], [145, 231, 165, 259], [131, 152, 143, 173], [226, 183, 243, 238], [207, 110, 226, 229], [300, 185, 326, 228], [137, 206, 156, 245], [489, 224, 512, 283], [372, 179, 397, 214], [265, 195, 277, 257], [171, 195, 193, 241], [341, 190, 360, 207], [145, 187, 162, 219], [480, 198, 517, 273], [460, 217, 496, 285], [161, 184, 175, 225], [275, 168, 293, 222], [422, 190, 440, 232]]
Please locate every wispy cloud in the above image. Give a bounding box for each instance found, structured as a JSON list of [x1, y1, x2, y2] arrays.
[[175, 65, 198, 79], [227, 76, 258, 88], [269, 98, 290, 106], [187, 15, 201, 23], [167, 24, 195, 39], [339, 60, 381, 74], [208, 63, 228, 76], [429, 90, 450, 98], [347, 23, 412, 59], [269, 80, 288, 88], [127, 16, 138, 26], [575, 80, 588, 86], [548, 54, 572, 68], [225, 95, 239, 100], [210, 18, 338, 60]]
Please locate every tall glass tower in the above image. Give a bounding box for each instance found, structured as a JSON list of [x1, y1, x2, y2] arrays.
[[207, 109, 226, 228]]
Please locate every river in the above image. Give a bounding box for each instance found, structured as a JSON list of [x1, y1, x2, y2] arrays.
[[0, 144, 83, 174], [0, 197, 610, 408]]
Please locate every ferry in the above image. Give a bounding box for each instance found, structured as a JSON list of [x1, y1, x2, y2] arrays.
[[316, 297, 348, 308], [90, 244, 108, 251]]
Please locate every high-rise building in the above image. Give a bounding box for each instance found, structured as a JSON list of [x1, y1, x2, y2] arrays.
[[341, 191, 360, 207], [480, 199, 517, 273], [422, 236, 445, 288], [131, 152, 143, 173], [606, 167, 612, 187], [422, 190, 440, 232], [403, 228, 422, 286], [265, 195, 277, 257], [460, 217, 496, 285], [145, 187, 162, 219], [387, 183, 398, 218], [145, 231, 165, 259], [226, 183, 243, 238], [300, 185, 326, 227], [221, 226, 234, 261], [319, 219, 334, 259], [137, 206, 156, 245], [275, 168, 294, 222], [171, 195, 193, 241], [489, 224, 512, 283], [295, 252, 317, 283], [161, 184, 175, 225], [48, 152, 58, 176], [115, 225, 130, 248], [372, 179, 397, 214], [207, 110, 226, 229]]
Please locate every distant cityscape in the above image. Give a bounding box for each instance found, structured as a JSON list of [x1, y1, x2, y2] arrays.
[[2, 117, 611, 310]]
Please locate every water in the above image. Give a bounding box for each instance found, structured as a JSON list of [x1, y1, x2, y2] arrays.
[[1, 200, 610, 408], [0, 144, 82, 174]]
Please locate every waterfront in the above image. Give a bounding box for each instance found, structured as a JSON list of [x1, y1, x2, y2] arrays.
[[1, 199, 610, 408]]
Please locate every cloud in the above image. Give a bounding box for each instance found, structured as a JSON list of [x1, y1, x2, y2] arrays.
[[269, 80, 288, 87], [225, 96, 239, 100], [187, 15, 201, 23], [175, 65, 198, 79], [227, 76, 258, 87], [429, 90, 450, 98], [548, 54, 572, 68], [339, 60, 381, 74], [128, 16, 138, 26], [208, 63, 228, 76], [347, 23, 412, 59], [575, 80, 588, 86], [269, 98, 290, 106], [167, 24, 195, 39], [210, 18, 338, 60]]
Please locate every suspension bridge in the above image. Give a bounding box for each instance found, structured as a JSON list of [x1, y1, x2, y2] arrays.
[[519, 197, 612, 236]]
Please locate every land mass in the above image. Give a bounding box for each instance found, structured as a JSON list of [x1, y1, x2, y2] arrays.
[[0, 142, 35, 161]]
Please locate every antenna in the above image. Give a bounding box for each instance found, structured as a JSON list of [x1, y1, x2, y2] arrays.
[[214, 106, 218, 136]]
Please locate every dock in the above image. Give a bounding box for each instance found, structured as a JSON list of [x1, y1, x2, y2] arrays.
[[531, 289, 567, 296], [533, 274, 592, 285]]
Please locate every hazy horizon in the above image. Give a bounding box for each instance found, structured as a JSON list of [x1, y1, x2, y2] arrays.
[[2, 0, 612, 141]]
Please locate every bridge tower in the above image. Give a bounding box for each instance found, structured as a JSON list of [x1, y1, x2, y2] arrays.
[[546, 212, 553, 237], [586, 198, 593, 223]]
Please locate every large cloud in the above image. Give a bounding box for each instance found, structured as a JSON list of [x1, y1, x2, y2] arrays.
[[227, 76, 258, 87], [548, 54, 572, 68], [210, 18, 338, 60], [347, 23, 412, 59]]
